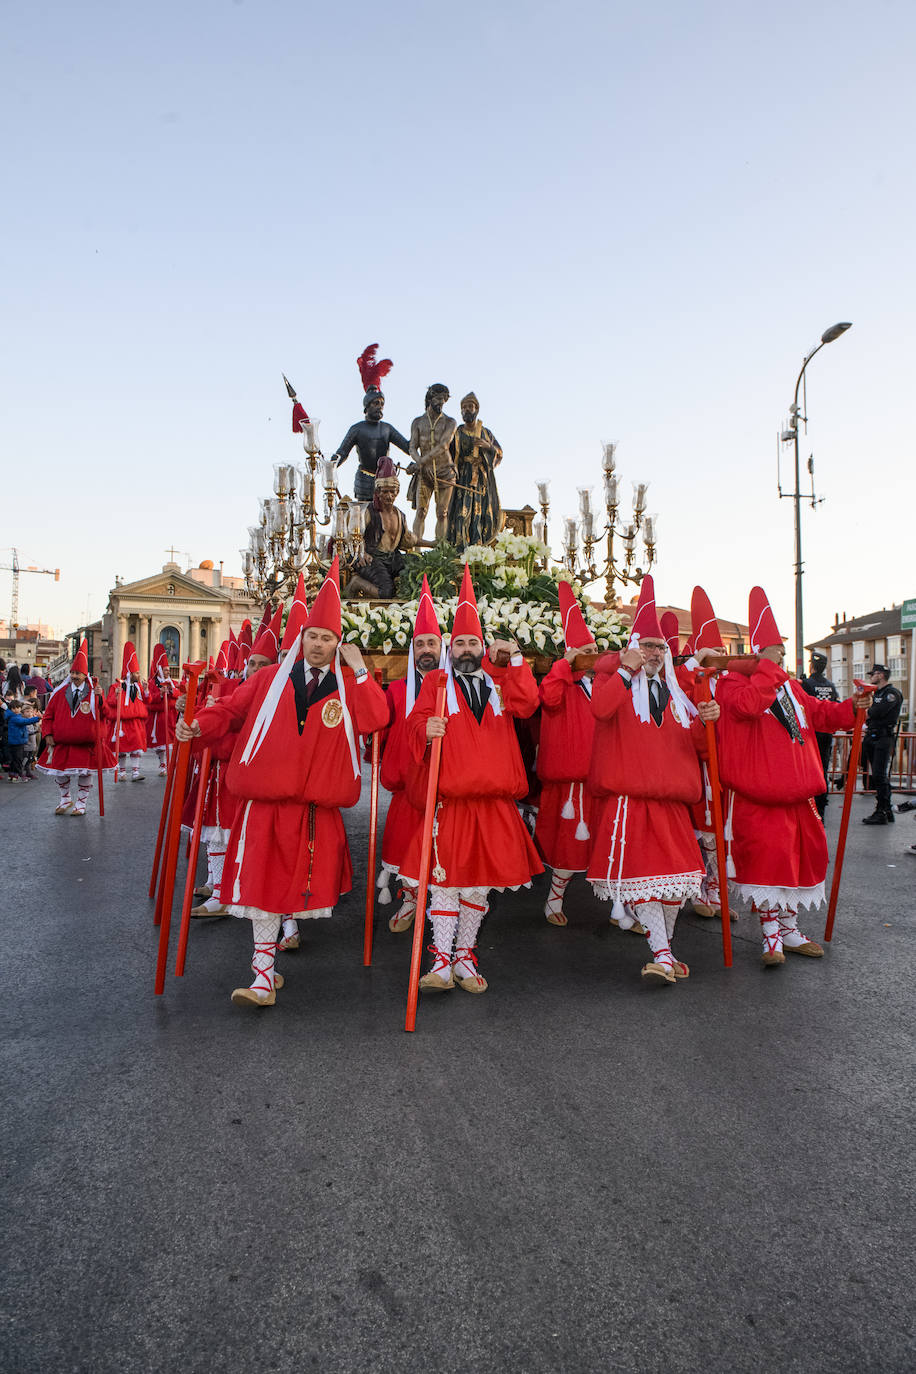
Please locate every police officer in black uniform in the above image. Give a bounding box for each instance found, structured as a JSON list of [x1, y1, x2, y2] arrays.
[[801, 652, 839, 819], [861, 664, 904, 824]]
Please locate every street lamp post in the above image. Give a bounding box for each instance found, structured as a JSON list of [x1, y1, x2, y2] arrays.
[[779, 321, 852, 676]]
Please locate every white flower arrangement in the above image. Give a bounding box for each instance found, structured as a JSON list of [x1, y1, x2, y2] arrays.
[[342, 592, 625, 656]]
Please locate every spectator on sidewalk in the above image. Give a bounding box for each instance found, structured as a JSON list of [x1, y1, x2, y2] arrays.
[[3, 700, 33, 781], [861, 665, 904, 826]]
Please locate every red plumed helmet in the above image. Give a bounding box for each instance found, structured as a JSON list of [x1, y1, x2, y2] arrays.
[[450, 564, 483, 642], [627, 575, 663, 645], [558, 579, 595, 651], [748, 586, 783, 653], [357, 343, 393, 394]]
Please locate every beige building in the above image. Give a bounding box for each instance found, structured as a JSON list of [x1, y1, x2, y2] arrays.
[[50, 560, 258, 684]]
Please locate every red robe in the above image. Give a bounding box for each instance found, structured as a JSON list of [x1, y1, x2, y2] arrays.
[[145, 680, 178, 748], [180, 679, 242, 835], [195, 664, 387, 915], [105, 682, 148, 753], [715, 659, 854, 902], [37, 683, 110, 776], [534, 658, 595, 871], [400, 657, 543, 890], [379, 675, 425, 873], [586, 665, 706, 904]]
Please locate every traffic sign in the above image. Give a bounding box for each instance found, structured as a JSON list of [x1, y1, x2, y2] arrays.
[[902, 598, 916, 630]]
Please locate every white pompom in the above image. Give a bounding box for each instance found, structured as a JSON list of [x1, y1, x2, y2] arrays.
[[726, 857, 736, 879], [612, 899, 633, 930], [575, 821, 590, 841], [378, 887, 392, 905], [377, 868, 390, 890], [561, 800, 575, 819]]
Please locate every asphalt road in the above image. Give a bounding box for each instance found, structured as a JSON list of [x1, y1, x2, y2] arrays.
[[1, 769, 914, 1374]]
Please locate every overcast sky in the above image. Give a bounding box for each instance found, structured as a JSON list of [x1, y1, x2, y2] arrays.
[[3, 0, 913, 662]]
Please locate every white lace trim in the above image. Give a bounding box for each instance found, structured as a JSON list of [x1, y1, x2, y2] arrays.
[[227, 904, 334, 922], [36, 763, 111, 779], [201, 824, 231, 845], [591, 871, 704, 903], [731, 881, 825, 911]]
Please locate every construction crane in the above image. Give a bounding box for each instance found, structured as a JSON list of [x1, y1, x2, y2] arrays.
[[0, 548, 60, 629]]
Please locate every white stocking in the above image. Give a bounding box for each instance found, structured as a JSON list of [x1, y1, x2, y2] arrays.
[[75, 773, 92, 811], [427, 886, 459, 976], [56, 777, 72, 804], [156, 747, 167, 767], [777, 907, 808, 949], [753, 902, 782, 957], [118, 754, 127, 776], [130, 750, 143, 776], [698, 832, 720, 905], [635, 901, 674, 969], [207, 841, 226, 894], [545, 868, 573, 921], [454, 887, 489, 980], [662, 900, 680, 942], [393, 884, 417, 923], [249, 914, 282, 994]]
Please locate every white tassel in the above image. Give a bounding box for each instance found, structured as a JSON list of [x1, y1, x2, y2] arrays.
[[561, 799, 575, 819], [612, 899, 633, 929], [575, 820, 590, 841], [378, 885, 392, 906], [726, 856, 736, 879]]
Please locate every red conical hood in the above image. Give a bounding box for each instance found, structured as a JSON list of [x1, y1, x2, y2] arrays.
[[558, 580, 595, 650], [628, 575, 662, 645], [308, 557, 342, 639], [660, 611, 680, 657], [748, 586, 783, 652], [413, 575, 442, 640], [280, 574, 309, 654], [450, 564, 482, 641], [238, 619, 253, 651], [251, 603, 285, 663], [254, 603, 272, 638], [71, 638, 89, 675], [690, 586, 725, 653], [214, 641, 230, 674], [120, 640, 140, 677], [149, 643, 170, 679], [227, 641, 240, 674]]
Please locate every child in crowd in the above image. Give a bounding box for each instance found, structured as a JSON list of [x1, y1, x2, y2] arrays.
[[2, 700, 34, 781]]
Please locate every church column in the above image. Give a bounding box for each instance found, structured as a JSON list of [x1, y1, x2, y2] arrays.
[[189, 616, 201, 663], [116, 614, 128, 677], [138, 616, 150, 674]]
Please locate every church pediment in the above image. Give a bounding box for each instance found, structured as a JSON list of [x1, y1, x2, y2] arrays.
[[111, 570, 230, 603]]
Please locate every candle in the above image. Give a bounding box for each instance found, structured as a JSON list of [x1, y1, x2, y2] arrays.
[[273, 463, 288, 496], [322, 459, 337, 489], [602, 442, 617, 473], [603, 473, 620, 509], [578, 487, 592, 516], [643, 513, 657, 546], [581, 511, 594, 541]]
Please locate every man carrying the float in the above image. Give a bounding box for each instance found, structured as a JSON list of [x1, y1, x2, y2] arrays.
[[715, 587, 865, 967], [177, 560, 387, 1008], [106, 642, 149, 781], [145, 644, 178, 777], [38, 638, 109, 815], [534, 580, 599, 927], [401, 565, 542, 994], [586, 576, 720, 986], [377, 574, 446, 933]]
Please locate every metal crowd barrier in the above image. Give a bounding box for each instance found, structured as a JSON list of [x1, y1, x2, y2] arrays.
[[827, 729, 915, 796]]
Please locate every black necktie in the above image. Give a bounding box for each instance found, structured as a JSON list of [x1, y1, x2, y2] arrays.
[[459, 675, 486, 723], [649, 679, 664, 726]]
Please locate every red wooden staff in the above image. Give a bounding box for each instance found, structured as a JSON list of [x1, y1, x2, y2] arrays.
[[174, 745, 212, 977], [154, 662, 204, 994], [161, 675, 172, 765], [695, 668, 732, 967], [362, 669, 386, 967], [405, 680, 447, 1033], [91, 678, 106, 817], [111, 681, 124, 782], [149, 742, 178, 900], [824, 685, 874, 943]]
